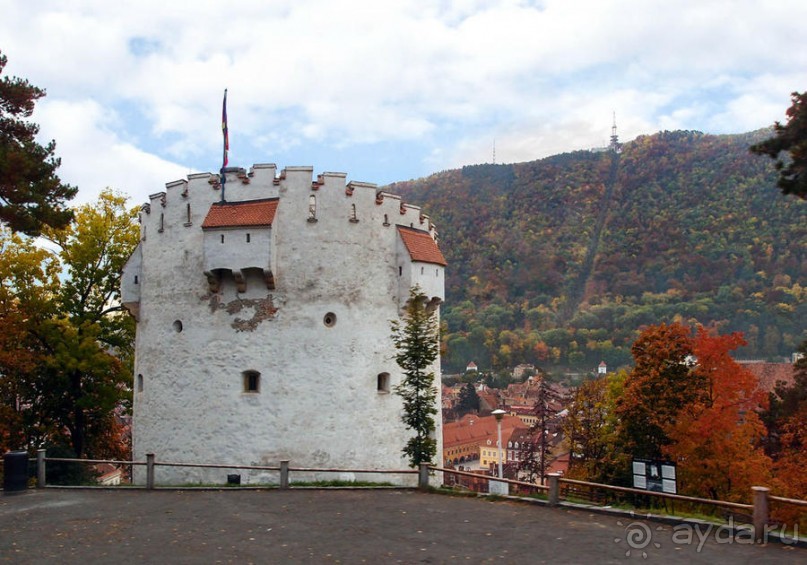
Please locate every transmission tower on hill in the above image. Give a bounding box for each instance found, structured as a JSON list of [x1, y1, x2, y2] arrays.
[[609, 112, 621, 153]]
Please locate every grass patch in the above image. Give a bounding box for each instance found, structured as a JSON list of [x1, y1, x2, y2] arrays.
[[291, 480, 396, 488], [592, 499, 745, 526], [525, 492, 549, 501]]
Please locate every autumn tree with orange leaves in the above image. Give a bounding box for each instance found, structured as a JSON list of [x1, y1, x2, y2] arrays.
[[662, 328, 772, 503], [615, 323, 705, 462], [615, 323, 776, 503]]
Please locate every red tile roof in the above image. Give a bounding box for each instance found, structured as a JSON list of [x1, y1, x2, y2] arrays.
[[202, 198, 279, 229], [738, 361, 796, 395], [397, 226, 447, 266], [443, 414, 527, 449]]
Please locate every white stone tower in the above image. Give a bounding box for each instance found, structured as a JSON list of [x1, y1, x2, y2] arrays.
[[121, 164, 445, 485]]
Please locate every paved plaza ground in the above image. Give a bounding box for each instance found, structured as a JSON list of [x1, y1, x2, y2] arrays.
[[0, 488, 804, 563]]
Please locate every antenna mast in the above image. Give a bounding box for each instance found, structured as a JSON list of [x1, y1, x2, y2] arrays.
[[609, 111, 621, 153]]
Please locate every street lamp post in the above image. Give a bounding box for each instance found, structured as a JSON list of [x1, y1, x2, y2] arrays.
[[491, 409, 506, 480]]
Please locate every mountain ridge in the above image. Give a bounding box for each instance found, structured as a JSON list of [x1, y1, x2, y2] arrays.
[[388, 129, 805, 374]]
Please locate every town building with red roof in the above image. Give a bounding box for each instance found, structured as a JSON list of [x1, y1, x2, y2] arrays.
[[443, 413, 527, 468]]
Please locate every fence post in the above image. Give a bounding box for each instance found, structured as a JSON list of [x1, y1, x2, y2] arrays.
[[280, 460, 289, 489], [752, 486, 769, 542], [548, 473, 560, 506], [146, 453, 155, 490], [418, 463, 430, 490], [36, 449, 46, 488]]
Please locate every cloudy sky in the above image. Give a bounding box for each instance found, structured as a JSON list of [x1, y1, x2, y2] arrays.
[[2, 0, 805, 206]]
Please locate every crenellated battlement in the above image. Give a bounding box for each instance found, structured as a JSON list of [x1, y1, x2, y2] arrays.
[[136, 163, 437, 241]]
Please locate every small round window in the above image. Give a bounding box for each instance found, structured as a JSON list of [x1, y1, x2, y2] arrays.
[[323, 312, 337, 327], [173, 320, 183, 333]]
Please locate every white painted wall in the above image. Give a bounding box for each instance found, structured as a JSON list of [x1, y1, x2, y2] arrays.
[[203, 226, 274, 274]]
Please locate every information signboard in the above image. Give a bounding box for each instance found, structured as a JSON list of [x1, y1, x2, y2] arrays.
[[632, 459, 676, 494]]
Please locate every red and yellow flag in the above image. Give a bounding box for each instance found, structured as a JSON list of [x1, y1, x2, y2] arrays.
[[222, 89, 229, 168]]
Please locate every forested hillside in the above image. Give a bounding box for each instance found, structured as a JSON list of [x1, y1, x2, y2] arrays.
[[389, 130, 805, 374]]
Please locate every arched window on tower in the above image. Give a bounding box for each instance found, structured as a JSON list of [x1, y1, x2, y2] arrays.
[[377, 372, 390, 393]]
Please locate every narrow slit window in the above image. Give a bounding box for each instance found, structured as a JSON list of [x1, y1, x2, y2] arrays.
[[308, 195, 317, 222], [246, 233, 251, 243], [186, 203, 192, 225], [159, 213, 164, 233], [349, 203, 358, 223], [220, 234, 225, 244], [136, 374, 144, 393]]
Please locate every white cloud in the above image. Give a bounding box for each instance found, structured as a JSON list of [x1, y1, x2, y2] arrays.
[[36, 99, 188, 206], [2, 0, 806, 194]]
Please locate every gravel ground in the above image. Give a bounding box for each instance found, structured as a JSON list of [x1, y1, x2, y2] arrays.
[[1, 488, 804, 564]]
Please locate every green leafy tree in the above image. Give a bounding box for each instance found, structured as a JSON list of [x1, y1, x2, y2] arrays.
[[765, 340, 807, 450], [765, 340, 807, 526], [751, 91, 807, 199], [481, 370, 512, 389], [761, 339, 807, 458], [564, 374, 624, 482], [0, 51, 76, 235], [0, 190, 138, 459], [41, 189, 138, 458], [392, 287, 440, 467], [456, 382, 480, 416], [0, 227, 60, 452], [45, 189, 138, 362]]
